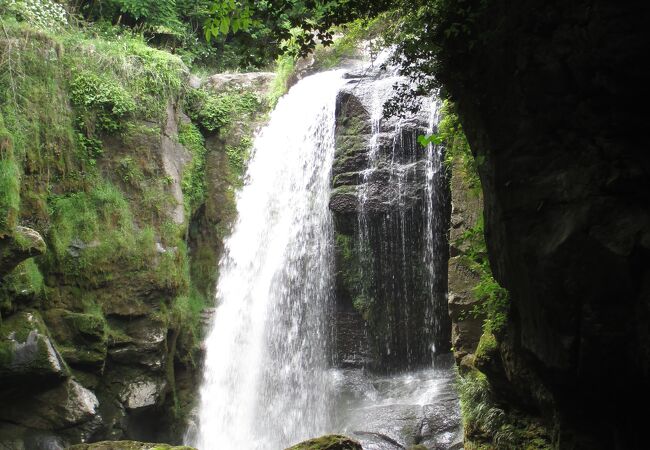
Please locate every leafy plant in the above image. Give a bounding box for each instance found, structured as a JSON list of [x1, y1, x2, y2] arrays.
[[1, 0, 69, 30]]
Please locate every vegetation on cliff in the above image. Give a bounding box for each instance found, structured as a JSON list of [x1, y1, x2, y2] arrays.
[[0, 1, 271, 445]]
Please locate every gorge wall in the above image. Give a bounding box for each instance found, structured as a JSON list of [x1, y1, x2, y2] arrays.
[[0, 22, 272, 449], [435, 1, 650, 448]]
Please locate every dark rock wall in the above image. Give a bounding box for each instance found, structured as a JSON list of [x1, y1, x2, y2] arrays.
[[437, 1, 650, 447], [329, 69, 451, 372]]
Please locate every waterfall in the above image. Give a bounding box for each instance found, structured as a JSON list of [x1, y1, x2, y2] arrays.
[[190, 70, 348, 450], [190, 58, 461, 450]]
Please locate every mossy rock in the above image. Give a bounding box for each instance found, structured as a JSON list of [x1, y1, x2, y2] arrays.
[[0, 310, 69, 384], [474, 332, 499, 372], [285, 434, 363, 450], [0, 226, 46, 276], [0, 378, 98, 430], [67, 441, 196, 450], [43, 309, 107, 371]]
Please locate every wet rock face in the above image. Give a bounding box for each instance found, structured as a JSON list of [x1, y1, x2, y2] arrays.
[[334, 362, 462, 450], [437, 0, 650, 446], [329, 67, 451, 372]]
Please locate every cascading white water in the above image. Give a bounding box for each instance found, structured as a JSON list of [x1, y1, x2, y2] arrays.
[[190, 70, 348, 450]]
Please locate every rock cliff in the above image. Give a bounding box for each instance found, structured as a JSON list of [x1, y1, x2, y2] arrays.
[[0, 22, 273, 448], [435, 1, 650, 447]]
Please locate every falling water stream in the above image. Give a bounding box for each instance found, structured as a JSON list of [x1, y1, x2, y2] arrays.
[[189, 59, 461, 450]]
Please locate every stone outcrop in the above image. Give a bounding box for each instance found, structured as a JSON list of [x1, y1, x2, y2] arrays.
[[0, 226, 46, 275], [447, 160, 484, 372], [435, 0, 650, 447]]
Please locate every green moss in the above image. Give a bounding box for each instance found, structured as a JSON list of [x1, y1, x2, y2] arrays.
[[0, 142, 20, 237], [458, 370, 552, 450], [0, 258, 44, 306], [45, 182, 155, 282], [335, 233, 371, 318], [286, 434, 362, 450], [268, 54, 296, 107], [185, 88, 261, 134], [178, 122, 207, 215]]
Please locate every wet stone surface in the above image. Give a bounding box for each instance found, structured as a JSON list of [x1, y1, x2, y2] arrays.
[[331, 360, 463, 450]]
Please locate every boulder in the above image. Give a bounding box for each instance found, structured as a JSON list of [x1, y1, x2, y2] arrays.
[[0, 378, 98, 430], [67, 441, 195, 450], [107, 317, 167, 371], [43, 309, 107, 372], [285, 435, 363, 450], [117, 374, 166, 410], [0, 310, 69, 384], [0, 226, 46, 276]]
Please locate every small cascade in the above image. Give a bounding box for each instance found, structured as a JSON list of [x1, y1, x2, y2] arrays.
[[330, 62, 451, 372]]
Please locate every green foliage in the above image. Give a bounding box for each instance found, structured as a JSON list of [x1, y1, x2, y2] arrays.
[[432, 101, 508, 335], [63, 32, 185, 122], [46, 182, 157, 283], [1, 0, 69, 30], [69, 69, 135, 162], [420, 101, 480, 194], [118, 0, 178, 25], [225, 136, 251, 182], [172, 286, 208, 348], [0, 258, 44, 306], [455, 217, 509, 335], [335, 232, 371, 318], [117, 156, 145, 185], [185, 88, 260, 133], [179, 122, 207, 215], [458, 371, 552, 449], [70, 71, 136, 119], [0, 150, 20, 236], [267, 53, 296, 107], [203, 0, 255, 40], [310, 14, 388, 69]]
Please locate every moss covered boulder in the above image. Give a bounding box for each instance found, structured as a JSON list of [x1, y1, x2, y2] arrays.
[[0, 310, 69, 384], [285, 435, 363, 450], [0, 226, 46, 276], [43, 309, 107, 372], [67, 441, 196, 450]]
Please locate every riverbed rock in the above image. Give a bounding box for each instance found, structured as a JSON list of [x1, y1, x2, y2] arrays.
[[286, 435, 363, 450], [67, 441, 196, 450]]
